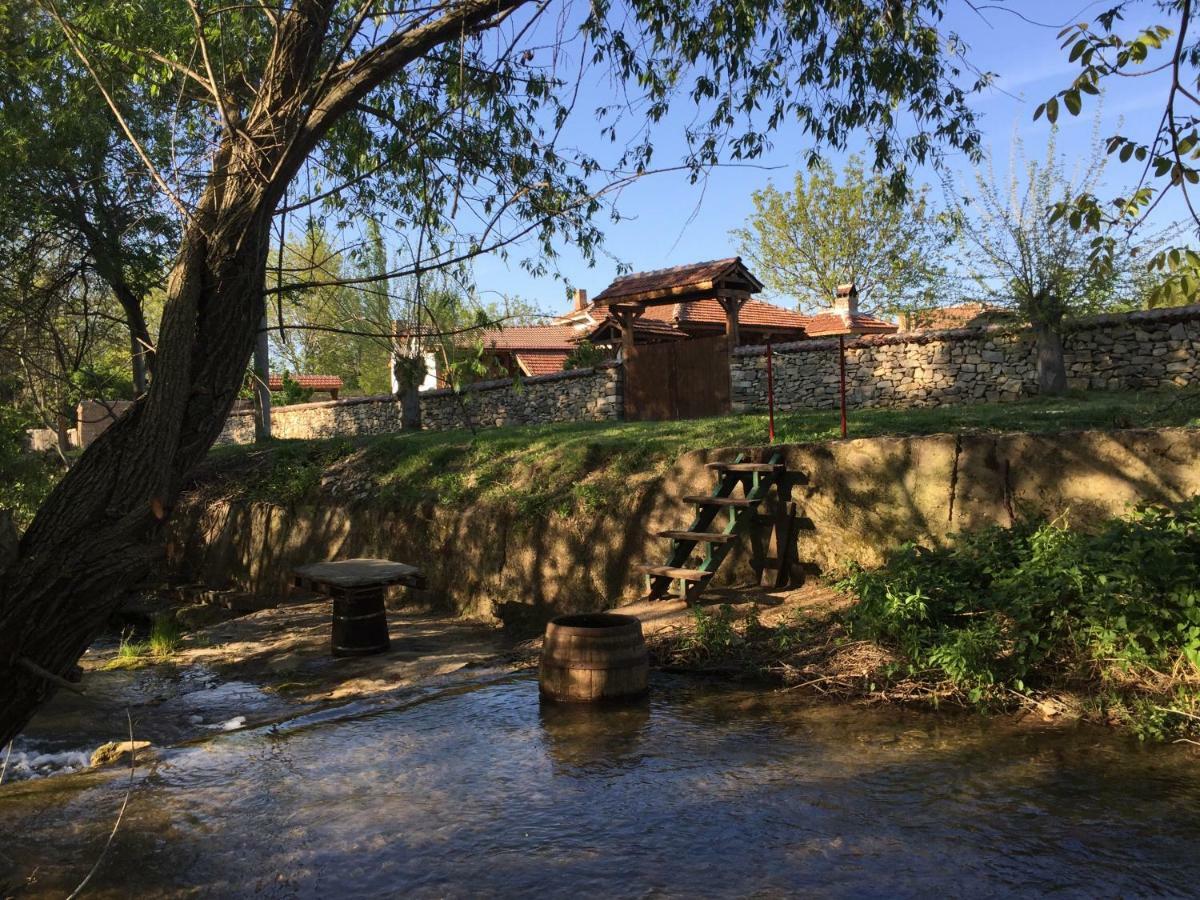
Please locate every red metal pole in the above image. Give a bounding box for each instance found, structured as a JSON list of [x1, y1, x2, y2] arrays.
[[766, 335, 776, 443], [839, 334, 847, 438]]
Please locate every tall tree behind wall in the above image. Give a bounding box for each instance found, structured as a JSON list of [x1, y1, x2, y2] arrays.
[[948, 127, 1146, 394], [732, 156, 956, 315]]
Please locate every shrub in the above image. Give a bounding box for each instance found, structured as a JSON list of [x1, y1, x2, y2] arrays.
[[839, 501, 1200, 732]]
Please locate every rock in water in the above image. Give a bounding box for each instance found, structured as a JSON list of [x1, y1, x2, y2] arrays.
[[89, 740, 152, 768]]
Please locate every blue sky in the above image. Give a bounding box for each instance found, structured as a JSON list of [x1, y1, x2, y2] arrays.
[[468, 0, 1189, 317]]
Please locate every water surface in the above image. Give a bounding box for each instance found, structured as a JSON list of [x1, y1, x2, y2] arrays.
[[2, 674, 1198, 897]]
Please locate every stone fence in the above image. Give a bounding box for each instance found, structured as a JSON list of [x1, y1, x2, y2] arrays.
[[204, 363, 623, 445], [420, 362, 622, 431], [731, 303, 1200, 412]]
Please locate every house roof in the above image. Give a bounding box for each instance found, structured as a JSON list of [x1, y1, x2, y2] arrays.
[[514, 350, 571, 376], [474, 324, 578, 351], [801, 312, 898, 337], [268, 374, 344, 391], [592, 257, 763, 306]]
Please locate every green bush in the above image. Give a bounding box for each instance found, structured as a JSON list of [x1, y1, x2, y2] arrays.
[[0, 406, 61, 530], [839, 502, 1200, 733]]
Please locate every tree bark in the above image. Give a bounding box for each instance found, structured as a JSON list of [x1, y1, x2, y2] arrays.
[[1033, 323, 1067, 395]]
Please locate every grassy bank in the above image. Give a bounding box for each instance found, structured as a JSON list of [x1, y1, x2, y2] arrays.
[[654, 498, 1200, 742], [199, 387, 1200, 513]]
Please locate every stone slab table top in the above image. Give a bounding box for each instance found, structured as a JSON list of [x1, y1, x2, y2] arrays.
[[293, 558, 426, 595]]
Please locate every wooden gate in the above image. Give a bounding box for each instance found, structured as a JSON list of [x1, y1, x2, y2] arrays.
[[624, 335, 730, 421]]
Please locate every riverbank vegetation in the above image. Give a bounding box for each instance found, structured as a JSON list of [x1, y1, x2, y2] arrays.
[[196, 386, 1200, 515], [655, 499, 1200, 743]]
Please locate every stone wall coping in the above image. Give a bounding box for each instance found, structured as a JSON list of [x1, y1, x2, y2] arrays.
[[268, 393, 395, 414], [419, 362, 617, 400], [732, 302, 1200, 357]]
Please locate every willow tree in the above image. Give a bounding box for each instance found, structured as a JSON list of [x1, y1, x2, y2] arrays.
[[0, 0, 985, 743]]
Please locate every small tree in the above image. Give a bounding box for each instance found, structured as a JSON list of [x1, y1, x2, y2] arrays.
[[732, 156, 955, 315], [950, 129, 1140, 394]]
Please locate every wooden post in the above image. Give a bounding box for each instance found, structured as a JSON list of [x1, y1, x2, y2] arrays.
[[838, 334, 847, 439], [720, 297, 742, 347], [766, 334, 775, 443], [617, 308, 636, 361]]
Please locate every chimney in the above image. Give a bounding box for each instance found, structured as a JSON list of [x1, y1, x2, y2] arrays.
[[573, 288, 588, 312], [833, 283, 858, 321]]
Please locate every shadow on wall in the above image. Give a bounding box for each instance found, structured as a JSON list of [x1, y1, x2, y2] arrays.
[[168, 428, 1200, 627]]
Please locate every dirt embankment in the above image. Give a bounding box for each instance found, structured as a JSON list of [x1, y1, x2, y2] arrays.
[[170, 427, 1200, 627]]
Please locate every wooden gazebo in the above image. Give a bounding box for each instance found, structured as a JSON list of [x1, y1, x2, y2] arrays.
[[591, 258, 764, 356]]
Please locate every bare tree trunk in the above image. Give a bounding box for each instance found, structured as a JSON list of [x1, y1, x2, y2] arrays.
[[400, 384, 421, 429], [1033, 323, 1067, 395], [253, 312, 273, 441]]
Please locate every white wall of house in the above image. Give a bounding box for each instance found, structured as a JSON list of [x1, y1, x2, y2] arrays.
[[389, 351, 441, 394]]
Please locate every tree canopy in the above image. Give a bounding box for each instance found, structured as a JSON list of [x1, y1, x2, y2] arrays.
[[733, 156, 955, 315]]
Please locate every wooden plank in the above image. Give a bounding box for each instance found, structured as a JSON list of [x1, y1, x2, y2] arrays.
[[636, 565, 710, 581], [705, 462, 782, 473], [657, 530, 736, 543], [682, 495, 759, 507]]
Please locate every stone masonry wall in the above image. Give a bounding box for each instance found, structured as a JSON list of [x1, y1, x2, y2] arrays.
[[732, 304, 1200, 412], [420, 363, 622, 431], [207, 364, 621, 444]]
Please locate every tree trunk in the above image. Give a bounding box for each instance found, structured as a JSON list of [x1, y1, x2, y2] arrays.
[[253, 312, 273, 441], [400, 385, 421, 430], [0, 198, 274, 745], [1033, 323, 1067, 395]]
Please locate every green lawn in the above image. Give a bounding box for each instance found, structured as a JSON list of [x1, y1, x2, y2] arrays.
[[202, 387, 1200, 514]]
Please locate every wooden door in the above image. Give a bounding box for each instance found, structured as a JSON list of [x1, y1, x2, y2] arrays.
[[624, 335, 730, 421]]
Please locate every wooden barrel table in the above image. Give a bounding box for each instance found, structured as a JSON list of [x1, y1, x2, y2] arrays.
[[292, 559, 425, 658], [539, 613, 648, 702]]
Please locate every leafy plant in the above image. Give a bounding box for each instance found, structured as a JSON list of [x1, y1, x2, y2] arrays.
[[562, 340, 609, 371], [839, 500, 1200, 737]]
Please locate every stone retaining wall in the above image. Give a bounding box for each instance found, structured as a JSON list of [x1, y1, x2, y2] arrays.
[[731, 304, 1200, 412]]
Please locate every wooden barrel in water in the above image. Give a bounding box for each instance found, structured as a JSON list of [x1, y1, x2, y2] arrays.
[[539, 613, 648, 702], [331, 588, 391, 657]]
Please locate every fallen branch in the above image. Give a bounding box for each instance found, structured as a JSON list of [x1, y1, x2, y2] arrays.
[[17, 656, 86, 695]]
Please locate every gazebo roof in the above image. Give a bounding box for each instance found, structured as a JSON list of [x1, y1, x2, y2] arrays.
[[592, 257, 763, 307]]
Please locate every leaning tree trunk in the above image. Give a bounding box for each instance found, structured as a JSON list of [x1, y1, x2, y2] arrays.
[[1033, 322, 1068, 395], [0, 199, 275, 744]]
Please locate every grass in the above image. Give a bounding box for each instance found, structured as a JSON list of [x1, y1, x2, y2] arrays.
[[105, 616, 185, 669], [199, 386, 1200, 513]]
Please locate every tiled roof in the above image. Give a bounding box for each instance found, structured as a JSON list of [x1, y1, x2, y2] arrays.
[[641, 298, 809, 331], [514, 350, 571, 376], [581, 315, 689, 343], [474, 324, 578, 351], [592, 257, 761, 304], [802, 312, 898, 337], [268, 374, 343, 390]]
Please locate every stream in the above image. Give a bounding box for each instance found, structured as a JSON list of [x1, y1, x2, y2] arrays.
[[2, 672, 1198, 897]]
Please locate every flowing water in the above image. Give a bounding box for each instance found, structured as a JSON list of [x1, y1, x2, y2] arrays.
[[2, 672, 1198, 898]]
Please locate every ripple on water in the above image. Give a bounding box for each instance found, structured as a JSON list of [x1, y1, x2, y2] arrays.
[[1, 673, 1199, 899]]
